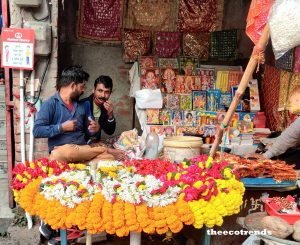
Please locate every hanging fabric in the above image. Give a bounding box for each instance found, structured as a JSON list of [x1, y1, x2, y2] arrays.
[[77, 0, 124, 42]]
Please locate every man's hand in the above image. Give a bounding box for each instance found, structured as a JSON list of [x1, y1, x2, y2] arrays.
[[244, 153, 267, 160], [103, 100, 114, 118], [62, 120, 77, 132], [88, 117, 100, 133]]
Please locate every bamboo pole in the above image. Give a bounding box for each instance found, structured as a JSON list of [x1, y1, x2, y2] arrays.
[[209, 24, 270, 158]]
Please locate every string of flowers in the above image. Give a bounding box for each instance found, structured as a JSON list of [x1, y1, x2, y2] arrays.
[[12, 157, 245, 236]]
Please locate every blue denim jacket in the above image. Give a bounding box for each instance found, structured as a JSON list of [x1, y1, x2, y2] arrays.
[[33, 92, 88, 153]]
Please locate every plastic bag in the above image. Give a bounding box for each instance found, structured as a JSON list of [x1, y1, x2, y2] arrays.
[[135, 89, 163, 109], [268, 0, 300, 59]]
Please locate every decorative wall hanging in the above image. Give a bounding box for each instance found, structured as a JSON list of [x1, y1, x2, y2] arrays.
[[261, 65, 281, 131], [122, 29, 151, 63], [210, 30, 238, 60], [183, 32, 210, 60], [124, 0, 178, 31], [77, 0, 124, 42], [293, 46, 300, 73], [275, 49, 294, 72], [153, 32, 181, 58], [177, 0, 224, 32]]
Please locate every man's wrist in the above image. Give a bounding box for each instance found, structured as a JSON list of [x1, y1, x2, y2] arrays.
[[107, 115, 115, 122]]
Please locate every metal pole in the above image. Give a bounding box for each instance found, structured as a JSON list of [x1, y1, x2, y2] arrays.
[[19, 70, 26, 163]]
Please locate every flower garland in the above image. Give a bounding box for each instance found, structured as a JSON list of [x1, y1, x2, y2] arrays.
[[12, 156, 245, 236], [12, 158, 70, 191]]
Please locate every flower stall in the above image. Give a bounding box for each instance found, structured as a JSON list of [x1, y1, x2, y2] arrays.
[[12, 156, 245, 244]]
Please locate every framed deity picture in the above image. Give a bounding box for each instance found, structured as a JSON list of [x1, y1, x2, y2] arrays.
[[140, 68, 160, 90], [192, 90, 207, 110]]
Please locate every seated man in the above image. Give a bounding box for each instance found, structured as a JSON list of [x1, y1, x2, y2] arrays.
[[33, 65, 124, 164], [81, 75, 116, 145]]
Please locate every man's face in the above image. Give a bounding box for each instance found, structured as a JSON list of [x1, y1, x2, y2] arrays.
[[94, 83, 112, 105], [71, 82, 86, 101]]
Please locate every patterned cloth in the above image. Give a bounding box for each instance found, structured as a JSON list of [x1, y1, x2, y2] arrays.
[[183, 32, 210, 60], [278, 71, 292, 111], [293, 46, 300, 73], [275, 49, 294, 72], [153, 32, 181, 58], [246, 0, 274, 44], [124, 0, 178, 31], [261, 65, 282, 131], [210, 30, 238, 60], [122, 29, 151, 63], [77, 0, 123, 41], [177, 0, 224, 32]]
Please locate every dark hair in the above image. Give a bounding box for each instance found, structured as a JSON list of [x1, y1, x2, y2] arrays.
[[58, 65, 89, 89], [94, 75, 113, 90]]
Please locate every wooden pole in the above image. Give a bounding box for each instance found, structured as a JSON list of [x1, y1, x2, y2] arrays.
[[209, 24, 270, 158]]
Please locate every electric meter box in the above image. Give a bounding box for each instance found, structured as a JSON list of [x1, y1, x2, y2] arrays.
[[24, 21, 51, 56], [14, 0, 42, 7]]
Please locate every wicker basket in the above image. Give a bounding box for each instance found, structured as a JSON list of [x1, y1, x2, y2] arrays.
[[163, 136, 203, 162]]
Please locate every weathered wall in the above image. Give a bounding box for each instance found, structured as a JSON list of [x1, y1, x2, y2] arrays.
[[10, 0, 58, 162]]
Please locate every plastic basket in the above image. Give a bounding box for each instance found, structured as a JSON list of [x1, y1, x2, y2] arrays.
[[263, 196, 300, 224]]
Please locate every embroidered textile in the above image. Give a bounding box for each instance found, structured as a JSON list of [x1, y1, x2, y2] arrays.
[[261, 65, 282, 131], [293, 46, 300, 73], [124, 0, 178, 31], [177, 0, 224, 32], [278, 71, 292, 111], [275, 49, 294, 72], [183, 32, 210, 60], [210, 30, 238, 60], [77, 0, 123, 41], [153, 32, 181, 58], [122, 29, 151, 63]]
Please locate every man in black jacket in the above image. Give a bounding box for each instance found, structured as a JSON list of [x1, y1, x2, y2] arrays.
[[81, 75, 116, 144]]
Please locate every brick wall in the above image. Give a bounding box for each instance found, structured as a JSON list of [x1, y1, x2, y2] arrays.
[[10, 0, 58, 163]]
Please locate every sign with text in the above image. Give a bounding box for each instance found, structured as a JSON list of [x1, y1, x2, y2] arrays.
[[1, 28, 35, 70]]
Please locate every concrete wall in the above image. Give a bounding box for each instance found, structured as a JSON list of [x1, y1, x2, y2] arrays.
[[10, 0, 58, 162]]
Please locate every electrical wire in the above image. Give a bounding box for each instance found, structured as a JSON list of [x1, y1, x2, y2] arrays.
[[31, 0, 51, 22], [24, 0, 53, 105]]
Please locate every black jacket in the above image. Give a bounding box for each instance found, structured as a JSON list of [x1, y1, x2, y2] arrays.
[[80, 94, 116, 142]]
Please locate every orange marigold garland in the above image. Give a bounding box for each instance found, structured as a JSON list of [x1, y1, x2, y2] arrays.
[[85, 193, 105, 234]]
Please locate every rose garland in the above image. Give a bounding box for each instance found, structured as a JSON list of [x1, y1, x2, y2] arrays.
[[13, 157, 245, 236]]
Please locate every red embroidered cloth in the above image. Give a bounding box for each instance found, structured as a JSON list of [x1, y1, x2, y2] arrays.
[[261, 65, 282, 131], [177, 0, 219, 32], [122, 29, 151, 63], [154, 32, 181, 58], [77, 0, 123, 41], [293, 46, 300, 73]]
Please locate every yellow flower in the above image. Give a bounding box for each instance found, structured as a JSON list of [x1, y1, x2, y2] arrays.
[[174, 173, 181, 180], [167, 172, 172, 180], [16, 174, 23, 181], [29, 162, 35, 169], [193, 181, 203, 188]]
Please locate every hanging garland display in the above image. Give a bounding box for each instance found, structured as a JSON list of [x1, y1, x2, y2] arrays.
[[13, 156, 245, 236]]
